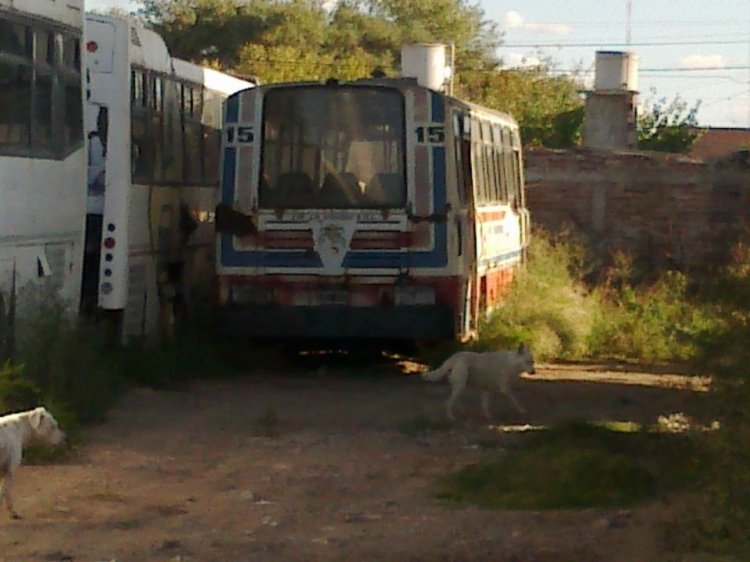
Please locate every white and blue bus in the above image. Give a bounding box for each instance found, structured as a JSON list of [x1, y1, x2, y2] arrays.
[[82, 14, 253, 341], [215, 75, 530, 341], [0, 0, 86, 315]]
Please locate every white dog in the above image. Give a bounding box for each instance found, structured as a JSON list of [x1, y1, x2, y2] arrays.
[[422, 344, 536, 421], [0, 407, 67, 519]]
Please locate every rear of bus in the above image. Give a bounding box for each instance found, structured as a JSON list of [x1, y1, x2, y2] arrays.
[[216, 82, 458, 340]]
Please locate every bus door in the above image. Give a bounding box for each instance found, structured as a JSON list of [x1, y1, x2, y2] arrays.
[[81, 103, 109, 314]]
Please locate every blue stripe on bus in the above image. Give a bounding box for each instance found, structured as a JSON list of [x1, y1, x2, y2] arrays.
[[225, 95, 240, 124], [478, 249, 523, 268], [221, 147, 236, 205], [430, 91, 445, 122]]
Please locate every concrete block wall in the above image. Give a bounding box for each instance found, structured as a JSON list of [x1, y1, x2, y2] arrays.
[[523, 147, 750, 269]]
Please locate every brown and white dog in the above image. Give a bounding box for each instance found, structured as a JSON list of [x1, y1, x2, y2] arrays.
[[0, 407, 67, 518]]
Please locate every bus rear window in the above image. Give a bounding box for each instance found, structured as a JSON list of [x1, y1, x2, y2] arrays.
[[259, 86, 405, 209]]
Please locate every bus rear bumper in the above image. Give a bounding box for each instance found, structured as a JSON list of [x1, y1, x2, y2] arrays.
[[214, 304, 455, 340]]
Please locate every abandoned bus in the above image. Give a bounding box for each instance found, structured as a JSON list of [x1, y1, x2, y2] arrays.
[[215, 76, 530, 341], [82, 14, 253, 340], [0, 0, 85, 313]]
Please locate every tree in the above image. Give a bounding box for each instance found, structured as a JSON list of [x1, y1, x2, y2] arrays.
[[637, 93, 702, 153], [139, 0, 264, 66], [458, 67, 585, 147], [359, 0, 501, 70], [140, 0, 500, 78], [137, 0, 583, 145]]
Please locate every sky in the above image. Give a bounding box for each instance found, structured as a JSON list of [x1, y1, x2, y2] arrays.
[[481, 0, 750, 128], [87, 0, 750, 128]]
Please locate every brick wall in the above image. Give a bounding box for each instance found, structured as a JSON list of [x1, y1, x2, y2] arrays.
[[523, 147, 750, 269]]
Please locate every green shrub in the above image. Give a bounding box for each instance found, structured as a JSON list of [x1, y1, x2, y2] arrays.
[[478, 230, 719, 364], [479, 231, 597, 360], [0, 360, 40, 412], [669, 240, 750, 557], [113, 329, 235, 389], [589, 270, 719, 363], [2, 282, 120, 426]]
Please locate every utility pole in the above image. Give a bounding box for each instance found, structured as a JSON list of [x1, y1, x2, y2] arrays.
[[626, 0, 633, 46]]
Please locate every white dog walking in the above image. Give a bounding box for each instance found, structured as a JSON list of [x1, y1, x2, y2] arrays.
[[0, 407, 67, 519], [422, 344, 536, 421]]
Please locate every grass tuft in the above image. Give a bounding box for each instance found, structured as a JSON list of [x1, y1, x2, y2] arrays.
[[437, 421, 700, 510]]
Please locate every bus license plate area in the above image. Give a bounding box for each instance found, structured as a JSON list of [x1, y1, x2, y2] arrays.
[[292, 289, 349, 306], [395, 286, 435, 306]]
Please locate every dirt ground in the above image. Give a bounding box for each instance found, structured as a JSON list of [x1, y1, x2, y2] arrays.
[[0, 357, 709, 562]]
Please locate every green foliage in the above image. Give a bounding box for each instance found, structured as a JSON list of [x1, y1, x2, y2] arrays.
[[458, 68, 585, 147], [589, 268, 718, 363], [668, 240, 750, 557], [480, 231, 719, 364], [142, 0, 499, 78], [113, 329, 235, 389], [139, 0, 582, 145], [437, 421, 698, 509], [0, 361, 39, 412], [637, 92, 702, 153], [8, 284, 122, 425], [479, 231, 597, 361]]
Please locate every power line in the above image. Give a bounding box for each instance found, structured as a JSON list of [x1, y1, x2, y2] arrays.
[[641, 66, 750, 72], [514, 19, 739, 26], [536, 66, 750, 74], [700, 90, 749, 107], [502, 39, 747, 48]]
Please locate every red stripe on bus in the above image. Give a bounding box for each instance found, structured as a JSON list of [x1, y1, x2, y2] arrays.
[[477, 209, 506, 222], [350, 231, 412, 250], [481, 266, 517, 308], [260, 231, 314, 249]]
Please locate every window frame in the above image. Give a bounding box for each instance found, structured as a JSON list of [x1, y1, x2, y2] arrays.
[[0, 11, 83, 160]]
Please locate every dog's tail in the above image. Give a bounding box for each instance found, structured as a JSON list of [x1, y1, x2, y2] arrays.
[[421, 356, 454, 382]]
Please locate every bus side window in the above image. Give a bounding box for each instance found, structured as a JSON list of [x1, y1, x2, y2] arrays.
[[452, 112, 465, 205], [460, 117, 472, 204], [162, 76, 183, 183], [201, 89, 220, 184], [181, 83, 203, 184], [0, 62, 32, 148]]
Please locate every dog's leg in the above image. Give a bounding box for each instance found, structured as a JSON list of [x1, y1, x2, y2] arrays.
[[480, 391, 492, 420], [500, 378, 527, 415], [445, 364, 468, 421], [0, 474, 20, 519]]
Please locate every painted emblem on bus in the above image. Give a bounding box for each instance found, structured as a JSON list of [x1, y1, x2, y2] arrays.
[[312, 220, 357, 273]]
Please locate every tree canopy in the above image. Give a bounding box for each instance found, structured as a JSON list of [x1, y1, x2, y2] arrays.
[[637, 93, 702, 153], [138, 0, 585, 146]]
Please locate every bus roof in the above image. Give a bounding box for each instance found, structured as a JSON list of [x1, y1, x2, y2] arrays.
[[227, 77, 519, 129], [172, 58, 254, 96], [3, 0, 83, 29]]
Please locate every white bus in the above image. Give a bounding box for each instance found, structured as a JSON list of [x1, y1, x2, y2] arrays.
[[0, 0, 86, 320], [82, 14, 253, 341]]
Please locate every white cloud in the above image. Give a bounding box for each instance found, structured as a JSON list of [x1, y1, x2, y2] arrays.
[[679, 54, 725, 69], [502, 11, 570, 37]]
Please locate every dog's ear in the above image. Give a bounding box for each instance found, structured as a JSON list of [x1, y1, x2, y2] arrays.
[[29, 407, 47, 429]]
